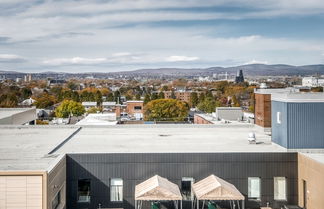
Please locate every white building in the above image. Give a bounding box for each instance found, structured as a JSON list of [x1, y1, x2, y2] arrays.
[[302, 77, 324, 87], [81, 102, 97, 110], [76, 113, 117, 125]]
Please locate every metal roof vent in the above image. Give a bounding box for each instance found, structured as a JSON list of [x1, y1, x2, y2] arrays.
[[248, 132, 256, 144]]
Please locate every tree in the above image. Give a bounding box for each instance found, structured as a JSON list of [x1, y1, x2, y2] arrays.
[[151, 93, 159, 100], [87, 106, 101, 114], [34, 93, 56, 109], [135, 93, 141, 100], [190, 92, 198, 107], [171, 91, 176, 99], [55, 100, 85, 118], [144, 93, 151, 104], [107, 92, 114, 101], [197, 97, 217, 113], [144, 99, 189, 121], [158, 92, 165, 99]]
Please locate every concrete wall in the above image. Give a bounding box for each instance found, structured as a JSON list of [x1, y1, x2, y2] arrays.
[[66, 152, 298, 209], [272, 101, 324, 149], [298, 154, 324, 209]]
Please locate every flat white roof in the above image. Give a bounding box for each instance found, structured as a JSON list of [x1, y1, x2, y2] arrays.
[[0, 126, 78, 171], [254, 88, 299, 94], [272, 92, 324, 102], [56, 125, 285, 154], [0, 124, 297, 171]]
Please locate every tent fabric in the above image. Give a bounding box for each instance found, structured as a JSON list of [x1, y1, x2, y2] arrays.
[[135, 175, 182, 201], [192, 175, 244, 200]]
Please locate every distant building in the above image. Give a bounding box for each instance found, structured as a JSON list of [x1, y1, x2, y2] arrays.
[[47, 79, 66, 86], [19, 98, 36, 106], [164, 91, 192, 103], [235, 70, 244, 83], [76, 113, 117, 125], [102, 102, 117, 112], [215, 107, 243, 121], [81, 102, 97, 110], [125, 101, 144, 120], [24, 74, 32, 82], [302, 77, 324, 87]]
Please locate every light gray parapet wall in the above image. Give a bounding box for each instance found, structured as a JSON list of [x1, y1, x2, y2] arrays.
[[0, 108, 36, 125]]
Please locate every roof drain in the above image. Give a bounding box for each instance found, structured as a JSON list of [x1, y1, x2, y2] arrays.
[[48, 127, 82, 155]]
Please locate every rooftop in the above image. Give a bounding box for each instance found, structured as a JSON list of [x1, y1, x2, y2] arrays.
[[254, 88, 299, 94], [272, 92, 324, 102], [55, 124, 284, 154], [0, 126, 78, 171], [0, 124, 299, 172], [0, 108, 35, 120]]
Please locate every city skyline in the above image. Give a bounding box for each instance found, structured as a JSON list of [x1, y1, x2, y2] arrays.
[[0, 0, 324, 72]]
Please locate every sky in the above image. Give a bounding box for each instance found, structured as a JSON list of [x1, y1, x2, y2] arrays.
[[0, 0, 324, 73]]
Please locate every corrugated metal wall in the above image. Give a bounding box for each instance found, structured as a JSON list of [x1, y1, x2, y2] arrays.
[[287, 103, 324, 149], [66, 153, 298, 209], [271, 101, 288, 148], [272, 101, 324, 149]]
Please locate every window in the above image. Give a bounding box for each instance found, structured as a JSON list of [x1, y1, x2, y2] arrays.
[[134, 106, 142, 110], [78, 179, 91, 203], [248, 177, 261, 201], [181, 177, 194, 200], [277, 112, 282, 124], [110, 178, 123, 202], [274, 177, 287, 201], [52, 190, 61, 209]]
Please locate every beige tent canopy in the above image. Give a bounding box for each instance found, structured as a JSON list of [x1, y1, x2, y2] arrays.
[[192, 175, 245, 209], [135, 175, 182, 209]]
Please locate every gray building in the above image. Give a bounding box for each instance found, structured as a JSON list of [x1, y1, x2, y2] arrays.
[[0, 108, 36, 125], [271, 93, 324, 149], [1, 124, 324, 209]]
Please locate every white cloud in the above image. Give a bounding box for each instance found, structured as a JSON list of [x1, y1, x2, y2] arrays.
[[244, 59, 269, 65], [0, 54, 25, 62], [165, 56, 200, 62], [43, 57, 107, 65]]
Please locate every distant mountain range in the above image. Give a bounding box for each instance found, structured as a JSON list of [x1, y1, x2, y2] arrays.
[[1, 64, 324, 77]]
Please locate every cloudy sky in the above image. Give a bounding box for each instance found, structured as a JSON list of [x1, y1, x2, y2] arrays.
[[0, 0, 324, 72]]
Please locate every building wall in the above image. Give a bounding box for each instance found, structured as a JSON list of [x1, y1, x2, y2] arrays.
[[298, 153, 324, 209], [66, 152, 298, 209], [0, 174, 43, 209], [0, 108, 36, 125], [193, 115, 213, 124], [255, 94, 271, 128], [272, 101, 324, 149], [126, 102, 144, 118], [271, 101, 288, 148], [47, 156, 67, 209]]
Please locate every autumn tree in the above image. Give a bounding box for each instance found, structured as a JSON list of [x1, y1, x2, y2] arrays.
[[144, 99, 189, 121], [34, 93, 56, 108], [55, 100, 85, 118], [190, 92, 199, 107]]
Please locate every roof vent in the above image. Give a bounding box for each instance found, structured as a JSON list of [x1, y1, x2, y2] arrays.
[[248, 132, 256, 144]]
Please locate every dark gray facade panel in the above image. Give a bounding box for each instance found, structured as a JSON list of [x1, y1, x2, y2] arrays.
[[66, 153, 298, 209], [272, 101, 324, 149], [48, 156, 67, 209]]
